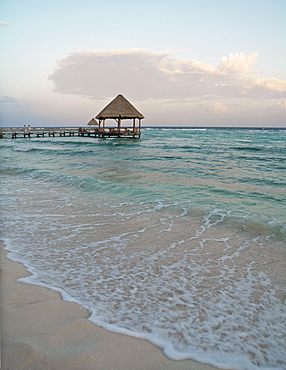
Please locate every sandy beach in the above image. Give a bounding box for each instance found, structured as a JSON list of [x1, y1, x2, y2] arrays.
[[1, 243, 225, 370]]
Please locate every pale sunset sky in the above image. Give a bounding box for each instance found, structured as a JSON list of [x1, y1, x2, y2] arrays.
[[1, 0, 286, 127]]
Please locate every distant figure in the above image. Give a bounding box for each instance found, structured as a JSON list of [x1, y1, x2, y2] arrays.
[[24, 125, 28, 133], [27, 125, 31, 133]]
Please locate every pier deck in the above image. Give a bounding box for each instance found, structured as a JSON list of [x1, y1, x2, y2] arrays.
[[0, 127, 141, 139]]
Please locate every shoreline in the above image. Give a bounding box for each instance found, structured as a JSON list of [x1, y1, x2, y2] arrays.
[[1, 243, 225, 370]]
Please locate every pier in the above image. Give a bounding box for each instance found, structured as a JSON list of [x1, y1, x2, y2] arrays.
[[1, 95, 144, 140], [0, 127, 141, 139]]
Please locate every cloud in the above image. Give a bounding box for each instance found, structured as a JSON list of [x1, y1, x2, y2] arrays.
[[0, 21, 12, 27], [49, 49, 286, 102], [253, 78, 286, 92], [219, 52, 258, 74], [272, 71, 281, 76], [209, 102, 228, 114], [276, 101, 286, 109], [0, 96, 18, 104]]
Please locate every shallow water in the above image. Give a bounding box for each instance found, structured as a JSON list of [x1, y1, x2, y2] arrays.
[[1, 127, 286, 369]]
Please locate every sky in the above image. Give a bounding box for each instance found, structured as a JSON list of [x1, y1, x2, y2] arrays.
[[1, 0, 286, 127]]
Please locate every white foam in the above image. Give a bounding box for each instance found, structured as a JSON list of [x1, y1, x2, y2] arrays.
[[12, 146, 33, 152], [1, 172, 286, 370]]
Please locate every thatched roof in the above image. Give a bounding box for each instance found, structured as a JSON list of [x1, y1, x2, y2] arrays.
[[96, 94, 144, 120], [87, 118, 99, 125]]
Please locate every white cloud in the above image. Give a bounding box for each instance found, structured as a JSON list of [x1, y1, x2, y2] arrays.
[[219, 52, 258, 75], [276, 101, 286, 109], [0, 21, 12, 27], [49, 49, 286, 102], [209, 102, 228, 114], [253, 78, 286, 92]]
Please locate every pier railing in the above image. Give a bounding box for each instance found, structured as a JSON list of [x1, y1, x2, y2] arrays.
[[0, 127, 141, 139]]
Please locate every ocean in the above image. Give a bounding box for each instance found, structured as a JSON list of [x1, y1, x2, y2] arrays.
[[1, 127, 285, 370]]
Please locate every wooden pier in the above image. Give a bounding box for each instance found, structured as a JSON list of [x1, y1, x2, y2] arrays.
[[0, 127, 141, 139], [1, 95, 144, 140]]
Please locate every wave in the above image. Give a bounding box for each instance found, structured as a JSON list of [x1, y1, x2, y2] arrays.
[[12, 146, 36, 152], [2, 129, 286, 322], [1, 192, 285, 369], [233, 146, 263, 151]]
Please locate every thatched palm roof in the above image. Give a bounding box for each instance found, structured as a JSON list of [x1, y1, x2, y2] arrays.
[[96, 94, 144, 120], [87, 118, 99, 125]]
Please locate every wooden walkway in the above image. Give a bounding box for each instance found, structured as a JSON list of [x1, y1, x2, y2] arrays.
[[0, 127, 141, 139]]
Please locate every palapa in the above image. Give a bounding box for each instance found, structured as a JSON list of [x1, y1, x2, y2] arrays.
[[87, 118, 99, 126], [96, 94, 144, 120], [95, 94, 144, 137]]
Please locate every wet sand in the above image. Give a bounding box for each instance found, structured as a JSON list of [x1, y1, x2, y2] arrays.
[[1, 243, 226, 370]]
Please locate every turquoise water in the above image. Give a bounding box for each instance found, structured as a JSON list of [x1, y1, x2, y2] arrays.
[[1, 127, 285, 369]]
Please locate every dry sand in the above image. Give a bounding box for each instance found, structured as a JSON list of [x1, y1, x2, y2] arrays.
[[1, 243, 227, 370]]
